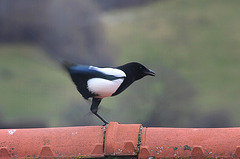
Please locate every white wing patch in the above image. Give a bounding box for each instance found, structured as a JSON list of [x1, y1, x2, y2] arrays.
[[89, 66, 126, 77], [87, 78, 124, 98]]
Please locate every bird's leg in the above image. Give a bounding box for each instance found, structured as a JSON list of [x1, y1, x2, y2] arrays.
[[93, 113, 109, 126], [91, 98, 109, 125]]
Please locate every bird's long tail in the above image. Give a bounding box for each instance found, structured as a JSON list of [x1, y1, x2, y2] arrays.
[[57, 58, 76, 71]]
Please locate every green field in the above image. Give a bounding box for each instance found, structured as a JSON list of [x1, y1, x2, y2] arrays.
[[0, 45, 91, 126], [102, 0, 240, 125], [1, 0, 240, 127]]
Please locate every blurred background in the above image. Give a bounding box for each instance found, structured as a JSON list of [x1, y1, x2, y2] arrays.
[[0, 0, 240, 128]]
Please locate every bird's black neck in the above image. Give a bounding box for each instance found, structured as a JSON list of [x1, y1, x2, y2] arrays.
[[111, 66, 136, 96]]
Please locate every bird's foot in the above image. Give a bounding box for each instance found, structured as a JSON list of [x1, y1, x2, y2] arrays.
[[93, 112, 109, 126], [102, 122, 109, 126]]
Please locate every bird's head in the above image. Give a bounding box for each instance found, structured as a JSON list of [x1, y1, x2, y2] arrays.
[[125, 62, 156, 80]]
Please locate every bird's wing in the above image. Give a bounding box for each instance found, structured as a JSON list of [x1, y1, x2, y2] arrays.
[[87, 77, 124, 98], [89, 66, 126, 78], [87, 66, 126, 98], [68, 65, 126, 98]]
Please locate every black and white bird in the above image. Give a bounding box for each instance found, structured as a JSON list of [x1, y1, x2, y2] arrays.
[[63, 61, 155, 125]]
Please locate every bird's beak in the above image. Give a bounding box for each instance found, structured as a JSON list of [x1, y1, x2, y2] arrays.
[[145, 69, 156, 76]]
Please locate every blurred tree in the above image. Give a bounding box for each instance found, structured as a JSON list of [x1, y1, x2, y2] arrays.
[[41, 0, 112, 65], [0, 0, 113, 65], [0, 0, 114, 127], [142, 66, 233, 128], [143, 66, 198, 127], [196, 108, 233, 128], [0, 0, 47, 42]]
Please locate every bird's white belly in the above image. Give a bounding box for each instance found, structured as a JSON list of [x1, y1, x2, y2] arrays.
[[87, 78, 124, 98]]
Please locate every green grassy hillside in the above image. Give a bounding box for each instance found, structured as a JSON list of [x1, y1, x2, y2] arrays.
[[102, 0, 240, 125], [0, 45, 88, 126]]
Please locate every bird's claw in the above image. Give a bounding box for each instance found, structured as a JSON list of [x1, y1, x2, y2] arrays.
[[102, 122, 108, 126]]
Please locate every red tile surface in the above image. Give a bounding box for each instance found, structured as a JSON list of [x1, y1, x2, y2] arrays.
[[0, 126, 105, 158], [139, 127, 240, 158], [104, 122, 141, 156], [1, 123, 240, 158]]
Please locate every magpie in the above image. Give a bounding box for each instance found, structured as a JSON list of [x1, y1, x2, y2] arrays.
[[63, 61, 155, 125]]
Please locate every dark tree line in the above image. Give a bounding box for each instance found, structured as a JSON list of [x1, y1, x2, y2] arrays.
[[0, 0, 112, 65]]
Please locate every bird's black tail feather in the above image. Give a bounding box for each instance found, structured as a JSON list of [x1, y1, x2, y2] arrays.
[[57, 58, 76, 71]]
